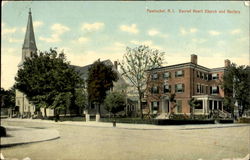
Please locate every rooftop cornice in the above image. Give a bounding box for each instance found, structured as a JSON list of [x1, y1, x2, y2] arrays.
[[146, 62, 225, 73]]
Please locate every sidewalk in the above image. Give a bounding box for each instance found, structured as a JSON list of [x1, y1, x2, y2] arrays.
[[2, 118, 249, 130], [0, 125, 60, 148]]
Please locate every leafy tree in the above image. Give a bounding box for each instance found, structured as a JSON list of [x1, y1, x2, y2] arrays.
[[223, 96, 235, 117], [0, 87, 15, 108], [104, 92, 126, 117], [119, 45, 165, 119], [87, 59, 118, 116], [188, 98, 200, 119], [222, 63, 250, 117], [15, 48, 83, 116], [75, 87, 87, 112], [51, 92, 72, 115]]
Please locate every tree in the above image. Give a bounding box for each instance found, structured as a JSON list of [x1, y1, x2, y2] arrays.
[[75, 87, 87, 113], [169, 93, 177, 118], [119, 45, 165, 119], [188, 98, 200, 119], [15, 48, 83, 116], [87, 59, 118, 116], [51, 92, 72, 115], [222, 63, 250, 117], [104, 92, 126, 118], [0, 87, 15, 108]]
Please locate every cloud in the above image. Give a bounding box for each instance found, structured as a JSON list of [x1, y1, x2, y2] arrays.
[[120, 24, 139, 34], [180, 27, 198, 35], [130, 40, 152, 46], [148, 29, 168, 38], [72, 37, 89, 44], [130, 40, 162, 50], [1, 48, 20, 89], [230, 29, 241, 35], [148, 29, 159, 36], [67, 50, 123, 67], [51, 23, 70, 34], [22, 20, 44, 32], [208, 30, 221, 36], [33, 21, 44, 28], [8, 38, 23, 43], [81, 22, 104, 32], [2, 23, 17, 35], [39, 23, 70, 43]]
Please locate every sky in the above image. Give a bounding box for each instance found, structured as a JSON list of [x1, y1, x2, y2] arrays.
[[1, 1, 250, 89]]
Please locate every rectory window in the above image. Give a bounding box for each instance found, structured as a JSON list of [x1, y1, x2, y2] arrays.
[[175, 70, 184, 77], [151, 73, 158, 80], [163, 84, 171, 93], [151, 86, 159, 94], [175, 84, 185, 93], [211, 86, 219, 94], [163, 72, 171, 79], [212, 73, 219, 80]]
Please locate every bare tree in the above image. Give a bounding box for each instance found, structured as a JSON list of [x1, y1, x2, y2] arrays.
[[119, 45, 165, 119]]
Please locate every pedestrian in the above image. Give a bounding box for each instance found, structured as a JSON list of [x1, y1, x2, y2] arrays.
[[113, 119, 116, 127]]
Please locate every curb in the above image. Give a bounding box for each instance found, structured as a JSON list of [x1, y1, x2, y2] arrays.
[[0, 136, 60, 148]]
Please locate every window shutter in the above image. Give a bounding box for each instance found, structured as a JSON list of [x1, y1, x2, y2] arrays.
[[169, 72, 171, 78], [182, 70, 184, 77], [182, 84, 185, 92], [210, 86, 212, 94], [169, 85, 171, 92]]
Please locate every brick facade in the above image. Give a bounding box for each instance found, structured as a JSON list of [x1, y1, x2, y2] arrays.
[[145, 55, 229, 116]]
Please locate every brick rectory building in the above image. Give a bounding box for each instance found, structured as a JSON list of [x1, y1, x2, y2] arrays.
[[145, 54, 231, 117]]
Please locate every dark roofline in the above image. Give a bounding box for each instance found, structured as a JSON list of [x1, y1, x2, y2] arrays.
[[146, 62, 225, 73]]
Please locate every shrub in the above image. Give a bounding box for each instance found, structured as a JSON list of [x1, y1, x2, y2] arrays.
[[238, 117, 250, 123]]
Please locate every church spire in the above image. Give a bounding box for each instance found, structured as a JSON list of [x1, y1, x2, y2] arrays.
[[22, 8, 37, 51]]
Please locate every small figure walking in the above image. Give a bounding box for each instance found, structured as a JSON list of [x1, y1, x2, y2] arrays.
[[113, 120, 116, 127]]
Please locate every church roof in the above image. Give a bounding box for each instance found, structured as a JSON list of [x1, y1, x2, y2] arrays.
[[71, 60, 127, 85], [22, 9, 37, 50], [71, 60, 113, 80]]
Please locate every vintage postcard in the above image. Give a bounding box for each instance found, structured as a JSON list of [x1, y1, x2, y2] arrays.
[[1, 1, 249, 160]]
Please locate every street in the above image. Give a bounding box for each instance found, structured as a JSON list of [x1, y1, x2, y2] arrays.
[[1, 119, 249, 160]]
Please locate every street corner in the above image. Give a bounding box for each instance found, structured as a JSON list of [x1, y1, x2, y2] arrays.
[[0, 126, 60, 148]]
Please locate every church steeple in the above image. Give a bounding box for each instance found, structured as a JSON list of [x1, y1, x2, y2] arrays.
[[23, 8, 37, 50], [21, 9, 37, 63]]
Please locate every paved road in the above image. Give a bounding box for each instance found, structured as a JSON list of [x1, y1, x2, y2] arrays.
[[1, 120, 249, 160]]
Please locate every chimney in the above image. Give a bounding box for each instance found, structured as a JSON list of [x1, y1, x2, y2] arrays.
[[191, 54, 197, 64], [114, 61, 118, 70], [224, 59, 231, 67]]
